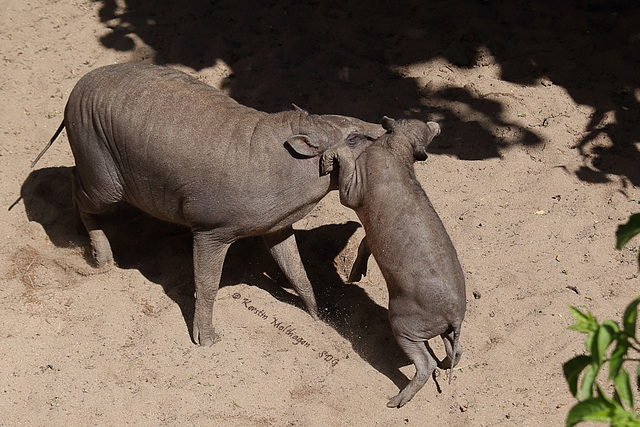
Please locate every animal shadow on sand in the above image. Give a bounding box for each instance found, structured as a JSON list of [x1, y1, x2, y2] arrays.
[[20, 166, 413, 390], [95, 0, 639, 185]]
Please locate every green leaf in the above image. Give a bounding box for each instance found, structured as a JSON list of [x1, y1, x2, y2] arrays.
[[597, 322, 616, 365], [569, 306, 590, 323], [566, 398, 614, 426], [609, 390, 640, 427], [568, 308, 599, 347], [563, 355, 592, 398], [585, 329, 597, 356], [613, 368, 634, 409], [613, 389, 623, 406], [602, 319, 621, 335], [616, 214, 640, 270], [616, 214, 640, 250], [580, 364, 599, 400], [622, 297, 640, 338], [609, 340, 631, 379], [587, 327, 603, 366], [610, 410, 640, 427], [596, 384, 614, 403]]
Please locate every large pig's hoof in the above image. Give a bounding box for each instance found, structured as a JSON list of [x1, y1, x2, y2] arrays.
[[193, 323, 220, 347], [90, 239, 114, 268], [86, 229, 114, 268], [199, 332, 220, 347], [87, 245, 114, 269], [93, 250, 114, 268]]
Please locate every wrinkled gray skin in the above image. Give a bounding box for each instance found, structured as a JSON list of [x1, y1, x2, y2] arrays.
[[321, 118, 466, 408], [34, 63, 384, 347]]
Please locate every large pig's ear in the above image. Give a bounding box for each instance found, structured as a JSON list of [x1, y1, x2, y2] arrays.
[[381, 116, 396, 132], [286, 134, 323, 157]]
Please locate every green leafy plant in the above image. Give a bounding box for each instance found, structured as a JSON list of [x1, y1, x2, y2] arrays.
[[563, 214, 640, 426], [617, 214, 640, 267]]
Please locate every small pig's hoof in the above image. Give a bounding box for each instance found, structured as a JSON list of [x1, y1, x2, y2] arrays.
[[308, 309, 320, 321], [438, 356, 452, 370], [320, 154, 335, 175], [387, 392, 409, 408], [347, 270, 363, 283]]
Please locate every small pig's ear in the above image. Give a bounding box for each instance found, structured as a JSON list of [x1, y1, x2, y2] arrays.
[[286, 134, 323, 157], [381, 116, 396, 132]]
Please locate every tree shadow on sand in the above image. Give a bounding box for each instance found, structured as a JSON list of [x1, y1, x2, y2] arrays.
[[20, 166, 411, 390], [94, 0, 639, 183]]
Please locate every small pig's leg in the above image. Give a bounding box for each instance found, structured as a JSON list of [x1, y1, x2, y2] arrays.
[[348, 236, 371, 282], [439, 329, 463, 383], [388, 338, 437, 408], [192, 230, 231, 347], [72, 168, 114, 267], [263, 226, 319, 320], [321, 145, 362, 208]]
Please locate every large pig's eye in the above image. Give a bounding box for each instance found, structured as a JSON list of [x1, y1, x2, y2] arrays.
[[346, 133, 370, 147]]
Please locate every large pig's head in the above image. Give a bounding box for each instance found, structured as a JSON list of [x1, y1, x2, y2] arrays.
[[285, 112, 385, 160], [381, 116, 440, 161]]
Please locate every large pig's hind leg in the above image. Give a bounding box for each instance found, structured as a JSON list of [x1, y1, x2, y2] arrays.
[[72, 167, 114, 267], [387, 337, 437, 408], [263, 226, 319, 320], [192, 230, 231, 347]]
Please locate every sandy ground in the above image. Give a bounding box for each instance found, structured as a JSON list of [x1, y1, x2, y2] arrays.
[[1, 0, 639, 425]]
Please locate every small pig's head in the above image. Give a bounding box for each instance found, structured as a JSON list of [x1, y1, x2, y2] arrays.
[[381, 116, 441, 161]]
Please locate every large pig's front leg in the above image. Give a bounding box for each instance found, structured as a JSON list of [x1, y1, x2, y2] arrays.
[[263, 226, 319, 320], [192, 230, 231, 347]]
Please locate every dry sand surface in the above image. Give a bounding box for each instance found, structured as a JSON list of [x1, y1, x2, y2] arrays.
[[1, 1, 639, 425]]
